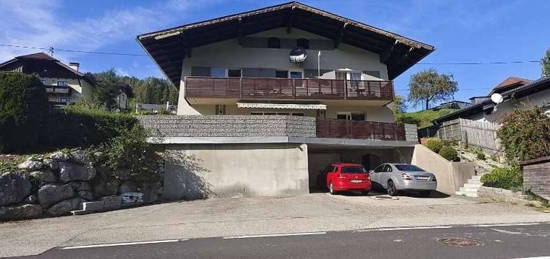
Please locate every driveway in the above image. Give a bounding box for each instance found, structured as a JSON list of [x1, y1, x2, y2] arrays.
[[1, 193, 549, 257]]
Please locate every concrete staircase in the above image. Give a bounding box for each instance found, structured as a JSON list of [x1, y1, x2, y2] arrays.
[[455, 175, 483, 197]]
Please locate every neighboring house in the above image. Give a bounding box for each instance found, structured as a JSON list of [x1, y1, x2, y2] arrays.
[[434, 76, 549, 124], [0, 52, 93, 106], [433, 100, 471, 110], [137, 2, 434, 198]]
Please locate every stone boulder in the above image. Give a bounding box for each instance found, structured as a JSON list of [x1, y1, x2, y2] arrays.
[[38, 184, 75, 208], [17, 160, 44, 171], [24, 194, 38, 204], [119, 181, 138, 193], [47, 198, 82, 216], [0, 173, 32, 206], [59, 162, 96, 182], [70, 181, 92, 192], [69, 149, 90, 165], [49, 151, 71, 161], [142, 182, 162, 204], [78, 191, 95, 201], [29, 170, 57, 184], [42, 159, 59, 171], [0, 204, 43, 221]]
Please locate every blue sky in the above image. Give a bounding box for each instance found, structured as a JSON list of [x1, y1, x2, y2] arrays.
[[0, 0, 548, 110]]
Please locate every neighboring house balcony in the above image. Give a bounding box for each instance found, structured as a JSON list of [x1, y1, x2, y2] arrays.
[[184, 77, 394, 103], [138, 115, 417, 147], [45, 86, 70, 94]]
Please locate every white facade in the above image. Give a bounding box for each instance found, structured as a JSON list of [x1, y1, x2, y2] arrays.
[[177, 27, 394, 121], [40, 77, 92, 104]]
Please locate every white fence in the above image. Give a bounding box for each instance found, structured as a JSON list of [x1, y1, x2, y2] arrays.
[[438, 118, 500, 152]]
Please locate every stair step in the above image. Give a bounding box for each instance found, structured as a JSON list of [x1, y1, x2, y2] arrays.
[[467, 180, 481, 185], [455, 191, 479, 198], [459, 186, 480, 192], [464, 183, 482, 188]]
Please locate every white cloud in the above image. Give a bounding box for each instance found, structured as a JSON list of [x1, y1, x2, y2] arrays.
[[0, 0, 217, 64]]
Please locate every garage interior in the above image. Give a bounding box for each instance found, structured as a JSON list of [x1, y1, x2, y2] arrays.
[[307, 144, 415, 192]]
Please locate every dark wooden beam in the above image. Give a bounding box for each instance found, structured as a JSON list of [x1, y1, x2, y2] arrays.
[[380, 40, 399, 64], [286, 6, 295, 33], [333, 22, 348, 48]]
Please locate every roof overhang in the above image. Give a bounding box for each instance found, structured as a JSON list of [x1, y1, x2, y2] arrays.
[[137, 1, 434, 86], [237, 102, 326, 110]]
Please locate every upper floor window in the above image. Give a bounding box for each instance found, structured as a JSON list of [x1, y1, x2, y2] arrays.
[[267, 37, 281, 48], [57, 81, 68, 87], [297, 38, 309, 49], [211, 68, 226, 78], [227, 69, 242, 78]]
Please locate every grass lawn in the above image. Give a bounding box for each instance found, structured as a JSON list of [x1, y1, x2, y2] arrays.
[[396, 108, 459, 128]]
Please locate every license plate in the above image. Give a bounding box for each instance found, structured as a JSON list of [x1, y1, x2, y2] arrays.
[[351, 179, 363, 183]]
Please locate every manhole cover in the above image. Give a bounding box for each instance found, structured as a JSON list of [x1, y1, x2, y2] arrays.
[[438, 238, 482, 247]]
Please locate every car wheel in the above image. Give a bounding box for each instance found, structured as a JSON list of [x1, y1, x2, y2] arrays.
[[387, 180, 398, 196], [361, 191, 369, 196], [329, 183, 336, 195], [420, 190, 432, 197]]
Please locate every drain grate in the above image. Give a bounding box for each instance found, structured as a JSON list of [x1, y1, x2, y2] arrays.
[[438, 238, 483, 247]]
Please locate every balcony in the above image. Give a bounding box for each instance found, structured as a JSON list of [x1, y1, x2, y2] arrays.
[[184, 77, 394, 101], [45, 86, 70, 94], [138, 115, 413, 143]]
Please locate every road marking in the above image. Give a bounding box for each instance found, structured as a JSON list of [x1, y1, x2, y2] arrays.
[[356, 225, 453, 232], [223, 232, 327, 240], [491, 228, 523, 235], [514, 257, 550, 259], [60, 239, 185, 250], [473, 222, 542, 227]]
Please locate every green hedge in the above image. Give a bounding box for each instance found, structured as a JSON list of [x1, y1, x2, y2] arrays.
[[439, 145, 459, 161], [481, 167, 523, 190], [425, 138, 444, 153], [41, 106, 137, 151], [0, 72, 49, 153], [497, 107, 550, 163]]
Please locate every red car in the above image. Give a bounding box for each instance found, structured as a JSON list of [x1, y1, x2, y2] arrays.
[[323, 163, 372, 195]]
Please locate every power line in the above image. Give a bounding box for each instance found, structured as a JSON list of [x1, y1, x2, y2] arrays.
[[0, 43, 147, 57], [0, 43, 545, 63]]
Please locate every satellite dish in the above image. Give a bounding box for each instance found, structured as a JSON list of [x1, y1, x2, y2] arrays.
[[490, 93, 503, 104], [289, 48, 307, 63]]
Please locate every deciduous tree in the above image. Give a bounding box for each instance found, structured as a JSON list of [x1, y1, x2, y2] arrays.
[[408, 69, 458, 110]]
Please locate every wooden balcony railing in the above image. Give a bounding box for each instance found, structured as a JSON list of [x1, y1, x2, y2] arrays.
[[185, 76, 394, 100], [316, 119, 406, 141]]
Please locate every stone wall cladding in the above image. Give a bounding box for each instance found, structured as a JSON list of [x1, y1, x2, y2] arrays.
[[521, 157, 550, 201], [477, 186, 541, 206], [137, 115, 316, 138], [404, 123, 418, 142]]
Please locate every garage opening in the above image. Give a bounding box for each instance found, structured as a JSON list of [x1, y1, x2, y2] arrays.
[[306, 145, 413, 193]]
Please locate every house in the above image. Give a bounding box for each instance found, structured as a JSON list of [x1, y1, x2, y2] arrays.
[[433, 100, 471, 110], [434, 76, 549, 124], [137, 2, 434, 199], [0, 52, 93, 106]]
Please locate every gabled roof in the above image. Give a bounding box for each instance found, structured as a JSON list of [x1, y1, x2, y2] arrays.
[[0, 52, 89, 81], [490, 76, 531, 94], [434, 76, 550, 124], [137, 1, 434, 86]]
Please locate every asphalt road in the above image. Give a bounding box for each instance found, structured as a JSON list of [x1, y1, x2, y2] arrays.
[[14, 223, 550, 259]]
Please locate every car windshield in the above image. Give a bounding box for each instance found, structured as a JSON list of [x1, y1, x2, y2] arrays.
[[394, 165, 424, 171], [342, 166, 367, 173]]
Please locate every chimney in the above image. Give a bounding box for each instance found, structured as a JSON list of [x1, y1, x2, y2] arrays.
[[69, 62, 80, 71]]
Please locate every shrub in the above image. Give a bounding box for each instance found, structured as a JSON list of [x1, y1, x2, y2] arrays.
[[497, 107, 550, 163], [481, 167, 523, 190], [90, 125, 162, 184], [439, 145, 459, 161], [41, 106, 137, 151], [425, 138, 444, 153], [0, 72, 49, 153], [475, 148, 486, 160]]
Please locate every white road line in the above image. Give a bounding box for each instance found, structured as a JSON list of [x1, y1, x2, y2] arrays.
[[491, 228, 524, 235], [514, 257, 550, 259], [223, 232, 327, 240], [356, 225, 453, 232], [473, 222, 542, 227], [60, 239, 185, 250]]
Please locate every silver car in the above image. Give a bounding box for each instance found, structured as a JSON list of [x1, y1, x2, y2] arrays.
[[370, 163, 437, 196]]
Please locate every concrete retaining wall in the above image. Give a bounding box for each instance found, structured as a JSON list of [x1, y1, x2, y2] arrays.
[[163, 143, 309, 199], [138, 115, 316, 138], [411, 144, 475, 195], [521, 156, 550, 201], [478, 186, 540, 206]]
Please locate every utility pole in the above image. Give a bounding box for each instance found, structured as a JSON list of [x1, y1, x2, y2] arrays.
[[48, 47, 54, 57]]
